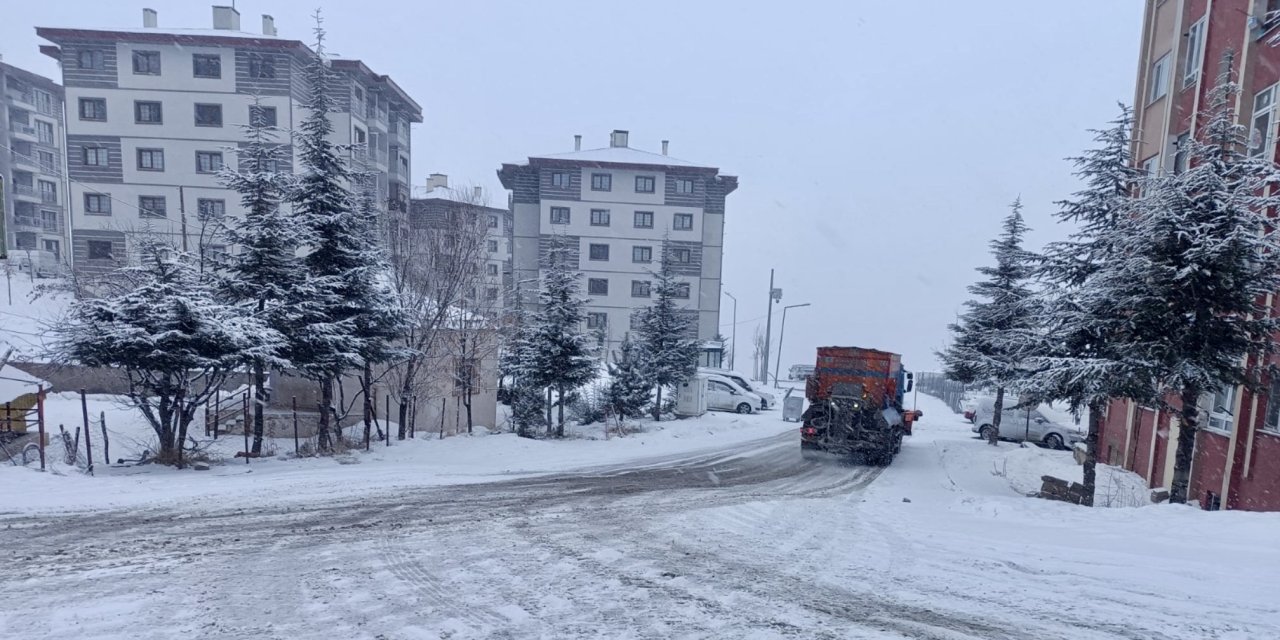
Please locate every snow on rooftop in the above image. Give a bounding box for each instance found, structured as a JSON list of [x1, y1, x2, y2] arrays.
[[47, 26, 296, 44], [529, 146, 707, 168]]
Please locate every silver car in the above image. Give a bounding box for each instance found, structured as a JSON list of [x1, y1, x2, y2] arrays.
[[970, 400, 1084, 449]]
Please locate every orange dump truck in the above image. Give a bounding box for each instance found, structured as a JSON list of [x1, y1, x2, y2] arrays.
[[800, 347, 922, 465]]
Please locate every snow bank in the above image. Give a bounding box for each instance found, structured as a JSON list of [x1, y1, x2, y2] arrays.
[[998, 443, 1151, 507]]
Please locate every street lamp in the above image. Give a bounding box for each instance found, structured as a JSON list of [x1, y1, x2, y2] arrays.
[[723, 290, 738, 370], [761, 269, 782, 384], [774, 303, 811, 387]]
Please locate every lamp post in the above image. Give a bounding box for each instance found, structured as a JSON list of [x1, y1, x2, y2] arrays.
[[761, 269, 782, 384], [723, 290, 737, 370], [775, 303, 811, 387]]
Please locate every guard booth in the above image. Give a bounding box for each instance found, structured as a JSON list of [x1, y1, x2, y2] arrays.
[[675, 373, 708, 418]]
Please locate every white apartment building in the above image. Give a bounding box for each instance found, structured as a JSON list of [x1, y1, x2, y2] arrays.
[[498, 130, 738, 358], [1, 60, 69, 270], [36, 6, 421, 274], [409, 174, 513, 311]]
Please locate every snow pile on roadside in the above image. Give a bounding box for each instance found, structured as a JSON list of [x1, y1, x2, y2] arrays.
[[998, 444, 1151, 507]]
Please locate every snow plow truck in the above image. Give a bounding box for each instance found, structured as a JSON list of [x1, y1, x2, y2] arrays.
[[800, 347, 922, 465]]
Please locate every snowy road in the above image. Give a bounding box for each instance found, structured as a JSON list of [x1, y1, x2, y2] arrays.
[[4, 399, 1278, 639]]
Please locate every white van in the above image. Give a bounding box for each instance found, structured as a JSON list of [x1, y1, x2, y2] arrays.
[[698, 368, 776, 409]]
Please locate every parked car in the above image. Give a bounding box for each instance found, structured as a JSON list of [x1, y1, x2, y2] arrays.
[[970, 399, 1084, 449], [698, 367, 776, 409], [704, 375, 763, 414], [789, 364, 815, 381]]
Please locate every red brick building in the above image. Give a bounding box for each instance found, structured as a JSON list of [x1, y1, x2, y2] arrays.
[[1102, 0, 1280, 511]]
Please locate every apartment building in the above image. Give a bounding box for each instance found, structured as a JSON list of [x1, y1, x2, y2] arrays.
[[1103, 0, 1280, 511], [498, 130, 737, 357], [0, 60, 69, 270], [35, 5, 421, 274], [409, 174, 513, 311]]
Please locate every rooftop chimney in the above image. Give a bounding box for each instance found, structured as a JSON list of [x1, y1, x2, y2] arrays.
[[473, 186, 483, 201], [427, 173, 448, 191], [143, 8, 158, 28], [609, 129, 629, 148], [662, 140, 669, 156], [212, 5, 241, 31], [261, 14, 277, 36], [574, 134, 582, 151]]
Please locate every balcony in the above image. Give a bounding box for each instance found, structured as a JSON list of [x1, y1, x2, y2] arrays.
[[11, 184, 38, 199], [5, 88, 34, 106], [9, 121, 36, 140], [10, 215, 58, 233], [10, 150, 37, 169]]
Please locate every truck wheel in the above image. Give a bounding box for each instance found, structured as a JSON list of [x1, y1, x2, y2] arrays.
[[736, 402, 753, 414]]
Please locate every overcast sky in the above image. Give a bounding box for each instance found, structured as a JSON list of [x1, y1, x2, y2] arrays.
[[0, 1, 1145, 375]]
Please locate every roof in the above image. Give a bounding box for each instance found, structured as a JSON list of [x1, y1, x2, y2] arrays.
[[527, 145, 715, 171], [331, 59, 423, 121], [35, 26, 310, 52], [411, 187, 506, 212]]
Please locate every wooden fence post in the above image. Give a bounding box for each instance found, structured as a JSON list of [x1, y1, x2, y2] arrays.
[[36, 386, 46, 471], [79, 389, 93, 476], [100, 411, 110, 465], [242, 392, 250, 464], [292, 396, 299, 455]]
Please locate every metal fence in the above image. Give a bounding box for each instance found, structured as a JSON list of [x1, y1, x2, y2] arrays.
[[914, 371, 972, 414]]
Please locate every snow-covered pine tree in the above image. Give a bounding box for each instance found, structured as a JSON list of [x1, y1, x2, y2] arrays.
[[608, 334, 652, 420], [500, 283, 547, 438], [527, 237, 597, 437], [56, 237, 282, 465], [635, 238, 701, 421], [939, 198, 1039, 445], [1097, 56, 1280, 504], [1026, 106, 1159, 506], [219, 98, 308, 455], [287, 14, 367, 450]]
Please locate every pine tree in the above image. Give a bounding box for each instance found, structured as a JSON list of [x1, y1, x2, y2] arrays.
[[56, 238, 282, 465], [635, 238, 700, 421], [500, 283, 547, 438], [219, 98, 308, 455], [527, 238, 597, 437], [1096, 58, 1280, 503], [608, 334, 652, 420], [287, 14, 366, 450], [1025, 106, 1158, 506], [939, 199, 1039, 445]]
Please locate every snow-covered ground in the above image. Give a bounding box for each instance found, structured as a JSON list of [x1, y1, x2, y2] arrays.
[[0, 268, 70, 358], [2, 392, 1278, 639]]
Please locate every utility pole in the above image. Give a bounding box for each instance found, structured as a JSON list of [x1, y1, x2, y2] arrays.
[[178, 185, 189, 252], [761, 269, 781, 384], [727, 290, 737, 371]]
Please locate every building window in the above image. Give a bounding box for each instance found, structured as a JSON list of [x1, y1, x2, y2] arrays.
[[488, 215, 499, 228], [1208, 385, 1236, 433], [193, 53, 221, 79], [1149, 53, 1171, 103], [1265, 377, 1280, 432], [1172, 132, 1190, 174], [79, 98, 107, 121], [550, 171, 570, 187], [77, 49, 103, 70], [635, 175, 656, 193], [1184, 19, 1205, 88], [674, 178, 695, 194], [38, 180, 57, 204], [84, 193, 111, 215], [674, 283, 691, 299], [590, 209, 611, 226], [134, 101, 163, 124], [591, 173, 612, 191], [1251, 85, 1277, 158], [588, 278, 609, 295], [486, 287, 499, 302], [550, 207, 571, 224], [487, 240, 498, 252], [139, 196, 167, 218], [354, 86, 364, 103], [353, 127, 366, 144], [589, 243, 610, 261], [633, 246, 652, 263], [132, 50, 161, 75], [249, 105, 277, 127], [196, 151, 224, 174], [35, 121, 54, 145], [671, 247, 692, 263], [673, 213, 694, 230], [587, 312, 608, 329], [487, 263, 499, 276], [195, 103, 223, 127], [87, 240, 113, 260], [631, 280, 652, 298], [83, 147, 108, 167], [197, 198, 225, 220], [137, 148, 165, 171], [248, 53, 275, 79], [634, 211, 654, 228]]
